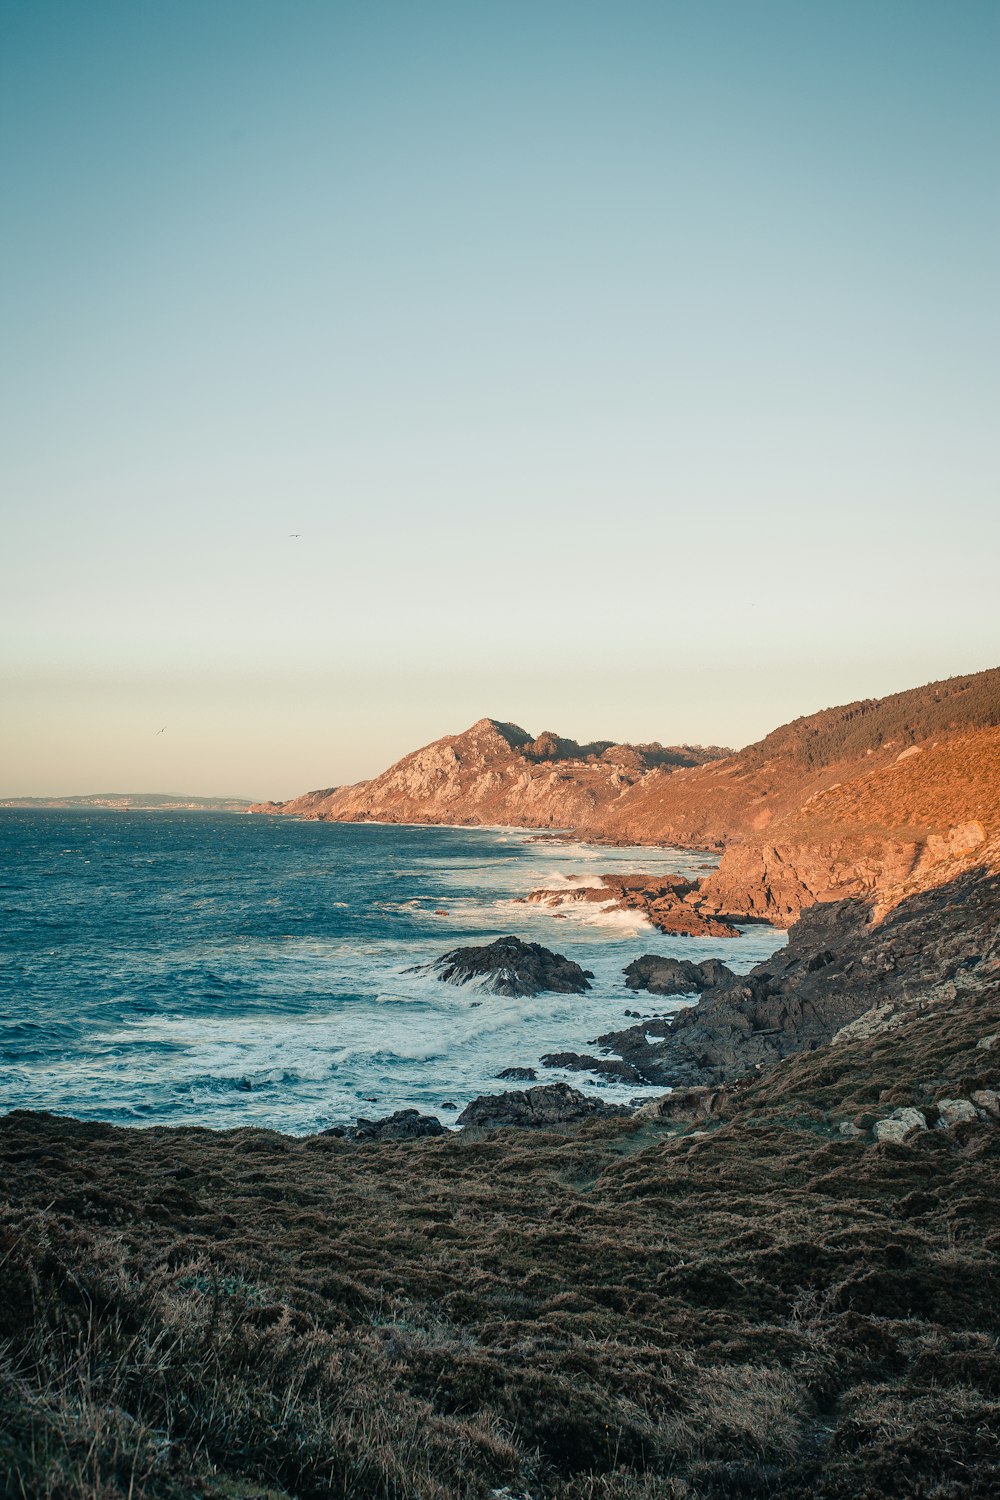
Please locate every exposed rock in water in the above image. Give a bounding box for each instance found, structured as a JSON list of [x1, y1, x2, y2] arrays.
[[417, 936, 593, 997], [496, 1066, 538, 1081], [522, 873, 740, 937], [323, 1109, 445, 1142], [597, 864, 1000, 1089], [539, 1052, 643, 1083], [457, 1082, 629, 1130], [623, 955, 736, 996]]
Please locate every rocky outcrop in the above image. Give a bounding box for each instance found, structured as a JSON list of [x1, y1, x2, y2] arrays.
[[869, 1092, 1000, 1144], [539, 1052, 643, 1083], [934, 1098, 979, 1130], [623, 955, 735, 996], [591, 863, 1000, 1089], [417, 936, 593, 997], [324, 1109, 445, 1142], [872, 1107, 927, 1144], [696, 726, 1000, 927], [248, 786, 341, 818], [456, 1082, 629, 1131], [635, 1086, 727, 1123], [522, 874, 740, 937]]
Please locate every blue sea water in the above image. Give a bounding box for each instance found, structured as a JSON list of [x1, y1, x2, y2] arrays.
[[0, 811, 785, 1133]]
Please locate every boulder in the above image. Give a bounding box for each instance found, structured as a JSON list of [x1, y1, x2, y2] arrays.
[[970, 1089, 1000, 1120], [873, 1107, 927, 1144], [457, 1083, 629, 1131], [418, 936, 593, 997], [496, 1067, 538, 1082], [935, 1098, 978, 1131], [347, 1110, 445, 1142], [624, 955, 735, 997], [540, 1052, 643, 1083], [636, 1087, 725, 1123]]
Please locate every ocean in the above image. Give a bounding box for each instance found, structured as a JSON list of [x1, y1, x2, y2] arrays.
[[0, 810, 785, 1133]]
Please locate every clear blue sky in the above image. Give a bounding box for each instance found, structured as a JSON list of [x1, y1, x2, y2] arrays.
[[2, 0, 998, 796]]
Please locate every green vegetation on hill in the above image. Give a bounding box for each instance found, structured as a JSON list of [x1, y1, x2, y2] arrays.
[[740, 667, 1000, 773]]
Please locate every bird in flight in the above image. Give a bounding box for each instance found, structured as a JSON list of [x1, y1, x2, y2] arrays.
[[289, 532, 301, 538], [154, 726, 166, 735]]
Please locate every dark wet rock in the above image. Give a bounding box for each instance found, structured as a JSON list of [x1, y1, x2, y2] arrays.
[[418, 935, 593, 997], [457, 1082, 629, 1131], [624, 955, 736, 996], [602, 866, 1000, 1089], [539, 1052, 643, 1083], [526, 873, 740, 937], [346, 1109, 445, 1142], [496, 1066, 538, 1081]]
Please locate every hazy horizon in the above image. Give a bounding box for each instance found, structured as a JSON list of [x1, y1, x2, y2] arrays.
[[4, 2, 998, 799], [4, 660, 999, 803]]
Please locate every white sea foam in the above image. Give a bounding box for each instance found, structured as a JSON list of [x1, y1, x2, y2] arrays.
[[1, 817, 782, 1133]]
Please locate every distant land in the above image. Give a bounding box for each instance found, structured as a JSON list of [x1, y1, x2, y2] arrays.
[[252, 666, 1000, 929], [0, 793, 254, 812]]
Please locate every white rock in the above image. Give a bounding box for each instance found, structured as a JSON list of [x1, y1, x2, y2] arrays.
[[873, 1107, 926, 1144], [935, 1098, 978, 1130], [977, 1034, 999, 1051], [970, 1090, 1000, 1120]]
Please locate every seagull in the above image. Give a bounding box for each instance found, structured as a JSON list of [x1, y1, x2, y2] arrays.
[[154, 726, 166, 735], [289, 533, 301, 538]]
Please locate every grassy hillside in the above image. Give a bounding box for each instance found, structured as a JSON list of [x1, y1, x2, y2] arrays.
[[3, 944, 999, 1499], [596, 666, 1000, 849], [739, 667, 1000, 773]]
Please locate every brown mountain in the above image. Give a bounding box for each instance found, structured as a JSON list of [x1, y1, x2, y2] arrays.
[[249, 718, 722, 829], [252, 667, 1000, 925], [588, 665, 1000, 848], [698, 723, 1000, 925]]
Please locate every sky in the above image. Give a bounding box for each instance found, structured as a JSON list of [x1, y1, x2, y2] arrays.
[[2, 0, 998, 798]]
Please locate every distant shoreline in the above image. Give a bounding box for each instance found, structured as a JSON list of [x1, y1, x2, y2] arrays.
[[0, 795, 255, 812]]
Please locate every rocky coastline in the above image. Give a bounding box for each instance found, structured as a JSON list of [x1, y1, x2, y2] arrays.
[[518, 872, 741, 937], [251, 667, 1000, 935], [411, 934, 595, 997], [7, 665, 1000, 1497], [5, 877, 999, 1496]]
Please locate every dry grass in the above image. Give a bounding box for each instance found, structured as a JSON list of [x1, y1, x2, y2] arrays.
[[3, 974, 1000, 1498]]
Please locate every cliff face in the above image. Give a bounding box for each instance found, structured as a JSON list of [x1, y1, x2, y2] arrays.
[[249, 719, 721, 829], [587, 668, 1000, 923], [698, 726, 1000, 925], [251, 667, 1000, 925]]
